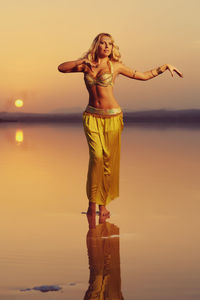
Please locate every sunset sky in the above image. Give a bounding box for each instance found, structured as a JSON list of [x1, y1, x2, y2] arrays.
[[0, 0, 199, 113]]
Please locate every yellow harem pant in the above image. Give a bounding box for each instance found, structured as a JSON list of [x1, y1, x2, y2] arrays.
[[83, 111, 124, 206]]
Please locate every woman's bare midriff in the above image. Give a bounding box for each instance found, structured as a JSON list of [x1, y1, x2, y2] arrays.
[[87, 85, 120, 109]]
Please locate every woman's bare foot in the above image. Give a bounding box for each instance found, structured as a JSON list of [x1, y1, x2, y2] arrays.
[[99, 205, 110, 217], [87, 202, 96, 216], [99, 213, 110, 224], [87, 202, 96, 229]]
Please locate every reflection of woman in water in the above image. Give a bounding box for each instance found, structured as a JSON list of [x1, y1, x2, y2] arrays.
[[84, 217, 124, 300], [58, 33, 183, 217]]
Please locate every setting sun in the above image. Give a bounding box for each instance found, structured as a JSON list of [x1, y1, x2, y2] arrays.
[[15, 99, 24, 108]]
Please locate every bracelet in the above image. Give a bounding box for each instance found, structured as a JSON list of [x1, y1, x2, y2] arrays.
[[156, 67, 163, 75], [151, 70, 156, 77]]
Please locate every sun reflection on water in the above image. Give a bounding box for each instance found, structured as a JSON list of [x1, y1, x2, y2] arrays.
[[15, 129, 24, 144]]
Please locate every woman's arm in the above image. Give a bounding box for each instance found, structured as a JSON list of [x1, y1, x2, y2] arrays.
[[117, 63, 183, 81], [58, 59, 98, 73], [58, 59, 85, 73]]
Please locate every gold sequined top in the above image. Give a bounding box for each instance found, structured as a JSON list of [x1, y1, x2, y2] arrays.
[[84, 60, 114, 88]]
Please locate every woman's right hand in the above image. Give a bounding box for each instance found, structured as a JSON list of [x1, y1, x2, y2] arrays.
[[83, 59, 98, 72]]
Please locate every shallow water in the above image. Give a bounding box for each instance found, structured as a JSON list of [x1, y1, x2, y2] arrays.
[[0, 122, 200, 300]]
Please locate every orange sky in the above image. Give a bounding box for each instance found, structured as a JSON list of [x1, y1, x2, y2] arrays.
[[0, 0, 199, 113]]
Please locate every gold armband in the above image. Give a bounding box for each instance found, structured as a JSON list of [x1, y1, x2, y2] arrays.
[[151, 67, 163, 77], [151, 69, 157, 77]]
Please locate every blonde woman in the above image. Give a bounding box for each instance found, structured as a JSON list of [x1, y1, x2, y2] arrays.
[[58, 33, 183, 218]]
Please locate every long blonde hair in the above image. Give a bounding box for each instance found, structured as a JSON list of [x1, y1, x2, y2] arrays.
[[82, 33, 122, 63]]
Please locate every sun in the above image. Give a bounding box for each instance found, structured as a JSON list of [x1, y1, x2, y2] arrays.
[[15, 99, 24, 108]]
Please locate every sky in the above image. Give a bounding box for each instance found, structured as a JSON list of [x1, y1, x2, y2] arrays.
[[0, 0, 200, 113]]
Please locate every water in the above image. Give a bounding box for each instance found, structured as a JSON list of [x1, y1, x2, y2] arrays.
[[0, 122, 200, 299]]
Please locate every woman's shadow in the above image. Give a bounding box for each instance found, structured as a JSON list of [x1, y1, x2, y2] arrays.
[[84, 214, 124, 299]]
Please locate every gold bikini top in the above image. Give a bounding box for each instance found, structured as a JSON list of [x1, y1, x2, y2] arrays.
[[84, 60, 114, 88]]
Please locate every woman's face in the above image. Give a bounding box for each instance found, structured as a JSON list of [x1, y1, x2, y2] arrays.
[[97, 36, 113, 58]]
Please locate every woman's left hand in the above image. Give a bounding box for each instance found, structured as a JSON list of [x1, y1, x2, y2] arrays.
[[166, 64, 184, 78]]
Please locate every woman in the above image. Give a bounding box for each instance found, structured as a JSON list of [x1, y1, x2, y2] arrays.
[[58, 33, 183, 218]]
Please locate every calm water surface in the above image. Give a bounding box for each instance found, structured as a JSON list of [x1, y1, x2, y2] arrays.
[[0, 122, 200, 300]]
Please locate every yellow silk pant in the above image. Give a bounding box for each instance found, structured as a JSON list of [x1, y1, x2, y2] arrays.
[[83, 111, 124, 206]]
